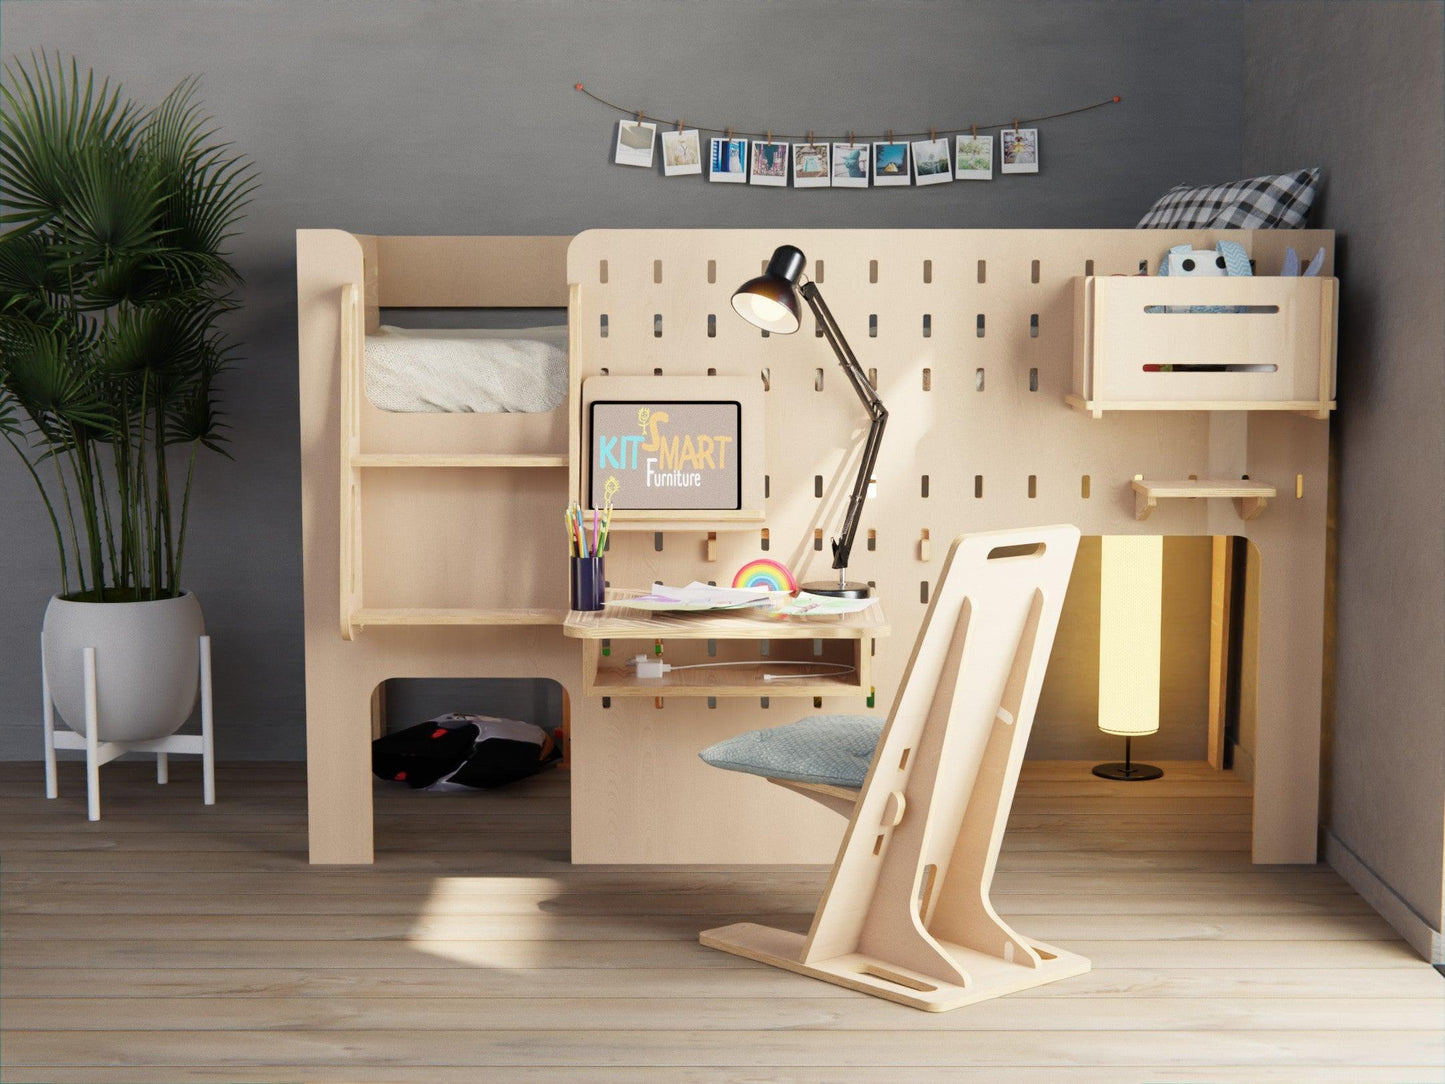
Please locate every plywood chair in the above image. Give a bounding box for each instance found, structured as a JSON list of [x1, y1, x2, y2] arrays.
[[701, 525, 1086, 1011]]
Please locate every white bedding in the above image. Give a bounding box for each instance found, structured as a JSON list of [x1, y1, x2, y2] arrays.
[[363, 324, 568, 413]]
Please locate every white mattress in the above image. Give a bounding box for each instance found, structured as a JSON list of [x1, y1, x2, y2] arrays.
[[363, 324, 567, 413]]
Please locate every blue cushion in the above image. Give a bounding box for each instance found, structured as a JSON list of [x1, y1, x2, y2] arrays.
[[699, 714, 884, 788]]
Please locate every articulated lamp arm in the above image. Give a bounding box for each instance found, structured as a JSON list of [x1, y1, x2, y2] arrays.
[[799, 280, 888, 579]]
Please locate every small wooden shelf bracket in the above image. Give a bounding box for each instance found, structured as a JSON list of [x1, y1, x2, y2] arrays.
[[1130, 477, 1276, 522]]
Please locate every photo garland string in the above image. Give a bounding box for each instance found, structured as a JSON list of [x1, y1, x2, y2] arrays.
[[581, 83, 1122, 187]]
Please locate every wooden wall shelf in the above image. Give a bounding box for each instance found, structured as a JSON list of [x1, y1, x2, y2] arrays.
[[350, 607, 567, 630], [1131, 477, 1276, 521], [1072, 275, 1337, 418], [598, 508, 766, 532], [351, 453, 568, 469]]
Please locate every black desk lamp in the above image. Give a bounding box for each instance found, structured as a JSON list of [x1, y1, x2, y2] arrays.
[[732, 245, 887, 598]]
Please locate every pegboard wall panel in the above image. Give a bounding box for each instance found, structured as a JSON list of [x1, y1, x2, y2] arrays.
[[565, 230, 1331, 863]]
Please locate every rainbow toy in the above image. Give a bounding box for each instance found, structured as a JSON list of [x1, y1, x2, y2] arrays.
[[733, 558, 798, 595]]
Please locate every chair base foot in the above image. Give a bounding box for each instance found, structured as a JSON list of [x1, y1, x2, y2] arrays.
[[701, 922, 1090, 1012]]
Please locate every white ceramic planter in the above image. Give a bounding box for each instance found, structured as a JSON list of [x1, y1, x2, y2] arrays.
[[42, 592, 205, 742]]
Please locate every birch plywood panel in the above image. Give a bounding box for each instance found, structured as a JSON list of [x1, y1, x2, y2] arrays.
[[1074, 275, 1337, 413], [564, 230, 1331, 864], [297, 228, 1331, 866]]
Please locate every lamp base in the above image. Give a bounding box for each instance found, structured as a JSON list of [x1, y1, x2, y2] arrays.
[[799, 579, 872, 600], [1091, 735, 1162, 781], [1091, 761, 1164, 781]]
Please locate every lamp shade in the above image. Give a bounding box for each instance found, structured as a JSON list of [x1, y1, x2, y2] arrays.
[[731, 244, 806, 334], [1097, 535, 1163, 738]]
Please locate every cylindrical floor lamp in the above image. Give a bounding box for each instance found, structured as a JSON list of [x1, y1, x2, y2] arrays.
[[1092, 535, 1164, 781]]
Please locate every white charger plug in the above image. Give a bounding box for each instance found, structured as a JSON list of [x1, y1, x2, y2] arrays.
[[630, 654, 672, 679]]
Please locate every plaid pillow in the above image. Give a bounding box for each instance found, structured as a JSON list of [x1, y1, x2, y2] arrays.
[[1137, 168, 1321, 229]]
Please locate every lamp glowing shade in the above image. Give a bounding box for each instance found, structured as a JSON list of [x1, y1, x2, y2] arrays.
[[731, 244, 806, 334], [1097, 535, 1163, 737], [1091, 535, 1166, 782], [731, 290, 799, 333]]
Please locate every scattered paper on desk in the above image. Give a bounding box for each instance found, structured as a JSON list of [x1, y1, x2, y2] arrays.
[[610, 582, 775, 612], [774, 592, 876, 616]]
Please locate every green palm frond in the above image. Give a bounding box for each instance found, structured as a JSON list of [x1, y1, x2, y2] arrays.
[[0, 53, 142, 227], [0, 230, 67, 312], [165, 371, 229, 456], [0, 317, 114, 436], [96, 302, 205, 381], [141, 81, 257, 278]]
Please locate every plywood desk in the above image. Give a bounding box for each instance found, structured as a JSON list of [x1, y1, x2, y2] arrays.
[[563, 594, 889, 700]]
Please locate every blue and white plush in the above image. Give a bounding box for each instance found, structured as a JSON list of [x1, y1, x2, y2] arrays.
[[1157, 240, 1253, 313], [699, 714, 884, 788], [1157, 240, 1252, 277]]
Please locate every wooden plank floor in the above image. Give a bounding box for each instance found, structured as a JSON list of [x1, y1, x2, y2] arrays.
[[1, 760, 1439, 1083]]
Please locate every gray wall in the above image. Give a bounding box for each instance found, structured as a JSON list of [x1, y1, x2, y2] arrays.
[[1244, 2, 1445, 936], [0, 0, 1251, 758]]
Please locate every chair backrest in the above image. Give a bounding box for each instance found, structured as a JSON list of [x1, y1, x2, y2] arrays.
[[803, 525, 1080, 969]]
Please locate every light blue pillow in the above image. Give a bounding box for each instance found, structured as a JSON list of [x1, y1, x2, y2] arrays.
[[699, 714, 884, 788]]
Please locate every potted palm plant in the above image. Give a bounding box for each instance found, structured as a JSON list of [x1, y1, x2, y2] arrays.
[[0, 55, 255, 743]]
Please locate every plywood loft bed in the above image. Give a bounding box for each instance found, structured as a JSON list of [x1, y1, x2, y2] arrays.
[[296, 228, 1336, 866]]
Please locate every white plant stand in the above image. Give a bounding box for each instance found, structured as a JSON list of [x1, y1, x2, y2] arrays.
[[42, 635, 215, 821]]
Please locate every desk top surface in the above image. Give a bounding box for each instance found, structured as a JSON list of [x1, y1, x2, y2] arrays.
[[562, 593, 889, 640]]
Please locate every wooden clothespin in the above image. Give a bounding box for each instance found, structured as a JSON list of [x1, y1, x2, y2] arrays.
[[808, 129, 814, 145], [726, 125, 733, 142], [766, 128, 773, 144], [848, 129, 855, 146], [971, 123, 977, 139], [1013, 116, 1020, 133], [888, 128, 895, 144], [637, 109, 644, 123], [930, 126, 936, 142]]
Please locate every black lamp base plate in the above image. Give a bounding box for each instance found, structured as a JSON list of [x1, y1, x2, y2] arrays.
[[799, 580, 873, 600], [1091, 762, 1164, 781]]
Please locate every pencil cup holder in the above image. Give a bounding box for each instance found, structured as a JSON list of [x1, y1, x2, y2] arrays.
[[570, 556, 606, 611]]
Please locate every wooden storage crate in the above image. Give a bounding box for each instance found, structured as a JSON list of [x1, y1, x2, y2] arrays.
[[1069, 275, 1337, 417]]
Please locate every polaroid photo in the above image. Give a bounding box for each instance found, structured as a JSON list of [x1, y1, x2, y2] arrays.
[[872, 141, 911, 186], [1000, 128, 1039, 174], [709, 137, 749, 183], [661, 129, 702, 176], [750, 141, 789, 186], [831, 142, 870, 188], [954, 134, 993, 180], [615, 120, 658, 168], [792, 142, 831, 188], [911, 137, 953, 185]]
